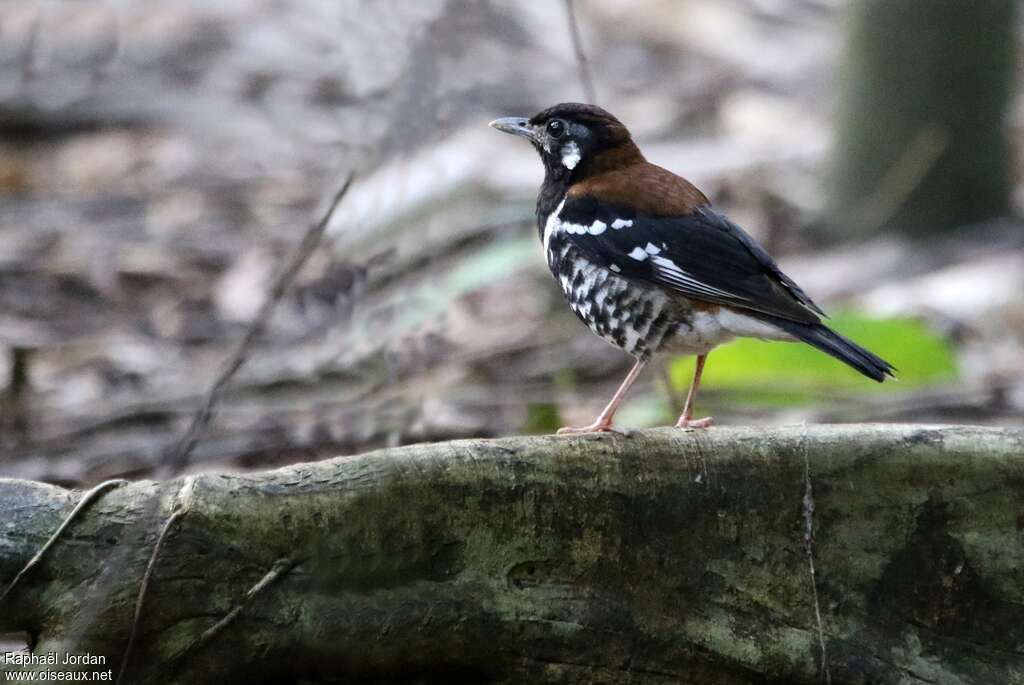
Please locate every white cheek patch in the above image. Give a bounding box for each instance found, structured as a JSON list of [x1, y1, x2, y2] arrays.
[[611, 219, 633, 229], [561, 141, 581, 170]]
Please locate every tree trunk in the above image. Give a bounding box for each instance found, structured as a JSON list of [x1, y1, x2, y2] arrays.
[[2, 425, 1023, 684], [829, 0, 1016, 238]]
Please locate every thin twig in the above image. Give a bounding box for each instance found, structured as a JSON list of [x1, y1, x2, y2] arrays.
[[141, 557, 298, 684], [18, 8, 41, 84], [161, 173, 355, 476], [802, 452, 831, 685], [60, 175, 354, 668], [658, 363, 685, 417], [564, 0, 597, 103], [115, 477, 196, 685], [844, 125, 949, 235], [0, 479, 127, 606], [187, 557, 297, 651]]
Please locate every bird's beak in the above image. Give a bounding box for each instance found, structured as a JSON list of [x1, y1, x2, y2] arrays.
[[489, 116, 534, 141]]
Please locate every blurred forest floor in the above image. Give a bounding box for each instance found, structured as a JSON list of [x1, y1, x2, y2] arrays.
[[1, 0, 1022, 487]]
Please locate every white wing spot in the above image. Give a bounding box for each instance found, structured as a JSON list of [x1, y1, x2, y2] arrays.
[[559, 219, 609, 236], [628, 246, 648, 261], [561, 141, 581, 170], [611, 218, 633, 229], [644, 242, 661, 255], [609, 264, 621, 272]]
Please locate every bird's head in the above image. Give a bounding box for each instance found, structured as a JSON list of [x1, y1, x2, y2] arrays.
[[489, 103, 642, 181]]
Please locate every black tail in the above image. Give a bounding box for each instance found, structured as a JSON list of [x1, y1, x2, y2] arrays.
[[755, 315, 896, 382]]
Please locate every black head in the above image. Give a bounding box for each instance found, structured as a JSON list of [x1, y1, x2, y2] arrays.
[[490, 103, 637, 181]]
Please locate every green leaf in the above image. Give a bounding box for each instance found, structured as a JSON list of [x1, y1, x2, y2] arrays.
[[446, 237, 536, 294], [669, 312, 957, 404], [522, 403, 561, 434]]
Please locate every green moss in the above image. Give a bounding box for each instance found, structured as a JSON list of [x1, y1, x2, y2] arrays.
[[683, 611, 766, 667], [8, 427, 1023, 684]]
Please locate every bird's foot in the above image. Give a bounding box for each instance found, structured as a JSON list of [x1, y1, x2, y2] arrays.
[[557, 422, 631, 436], [675, 416, 714, 430]]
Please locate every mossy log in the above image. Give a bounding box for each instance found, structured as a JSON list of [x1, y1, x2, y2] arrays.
[[1, 425, 1023, 684]]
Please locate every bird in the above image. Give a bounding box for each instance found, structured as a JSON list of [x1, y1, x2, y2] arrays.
[[489, 103, 895, 434]]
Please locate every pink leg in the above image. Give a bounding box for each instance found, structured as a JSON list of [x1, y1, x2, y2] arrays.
[[675, 354, 714, 429], [558, 359, 647, 435]]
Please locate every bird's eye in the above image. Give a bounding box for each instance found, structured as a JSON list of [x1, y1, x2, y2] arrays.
[[546, 119, 565, 138]]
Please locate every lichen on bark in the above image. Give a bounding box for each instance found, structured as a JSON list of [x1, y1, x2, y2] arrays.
[[1, 425, 1023, 684]]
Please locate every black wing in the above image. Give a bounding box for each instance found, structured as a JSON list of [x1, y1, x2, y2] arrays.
[[557, 197, 825, 325]]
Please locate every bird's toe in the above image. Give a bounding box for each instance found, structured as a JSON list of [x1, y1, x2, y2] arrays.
[[675, 416, 714, 430], [557, 423, 631, 436]]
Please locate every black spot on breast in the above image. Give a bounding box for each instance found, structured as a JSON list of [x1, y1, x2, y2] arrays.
[[649, 310, 670, 337], [633, 299, 654, 331], [571, 269, 585, 291]]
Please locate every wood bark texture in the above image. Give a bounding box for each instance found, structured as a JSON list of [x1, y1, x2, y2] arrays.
[[1, 424, 1023, 684]]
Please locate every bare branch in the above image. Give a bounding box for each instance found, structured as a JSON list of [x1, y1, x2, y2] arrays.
[[115, 477, 197, 685], [802, 451, 831, 685], [564, 0, 597, 103], [0, 479, 126, 606], [143, 557, 298, 684], [162, 173, 356, 476]]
